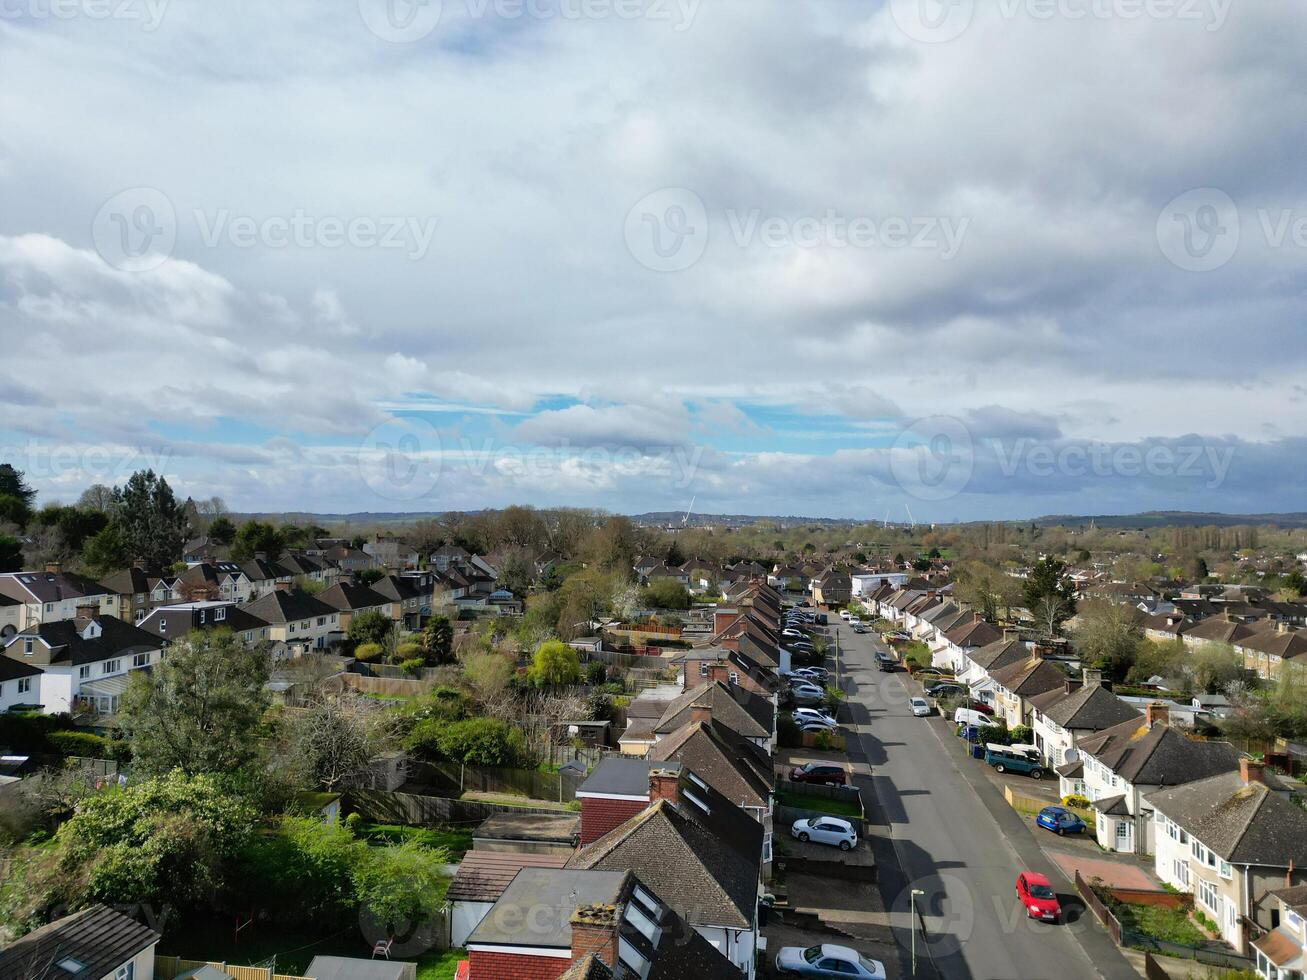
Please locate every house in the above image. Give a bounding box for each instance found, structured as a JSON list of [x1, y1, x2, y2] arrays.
[[576, 759, 684, 844], [958, 636, 1029, 707], [1150, 758, 1307, 954], [0, 593, 21, 641], [1074, 704, 1243, 855], [0, 656, 43, 712], [240, 588, 341, 654], [137, 600, 271, 647], [1, 610, 162, 715], [318, 581, 391, 631], [322, 544, 374, 574], [448, 850, 572, 947], [98, 562, 181, 624], [430, 543, 472, 571], [0, 566, 115, 629], [370, 574, 428, 629], [462, 867, 738, 980], [176, 561, 250, 604], [1235, 625, 1307, 680], [933, 616, 1003, 674], [987, 654, 1071, 729], [0, 903, 160, 980], [1252, 884, 1307, 980], [1029, 670, 1141, 767], [850, 571, 909, 597], [673, 648, 777, 698], [811, 569, 851, 608], [618, 681, 775, 755], [566, 767, 765, 978]]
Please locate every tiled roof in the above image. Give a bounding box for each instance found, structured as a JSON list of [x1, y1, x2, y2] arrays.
[[1078, 719, 1241, 787], [8, 616, 159, 666], [646, 720, 773, 809], [653, 681, 773, 740], [446, 851, 570, 903], [0, 904, 159, 980], [988, 657, 1069, 698], [241, 589, 337, 625], [1031, 684, 1141, 732], [1147, 771, 1307, 867]]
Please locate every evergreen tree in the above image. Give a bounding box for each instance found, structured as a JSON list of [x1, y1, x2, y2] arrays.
[[112, 470, 190, 568]]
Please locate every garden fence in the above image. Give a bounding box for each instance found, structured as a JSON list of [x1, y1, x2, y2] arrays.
[[154, 957, 312, 980]]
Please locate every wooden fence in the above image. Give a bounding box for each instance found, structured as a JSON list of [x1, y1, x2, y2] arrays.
[[346, 788, 566, 827], [420, 760, 586, 803], [333, 672, 437, 698], [154, 957, 310, 980], [1143, 952, 1172, 980], [1075, 870, 1124, 945]]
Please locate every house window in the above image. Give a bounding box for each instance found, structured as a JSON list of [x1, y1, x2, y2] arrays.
[[132, 652, 150, 668], [729, 671, 739, 685], [23, 638, 33, 657], [1197, 878, 1220, 914], [103, 659, 121, 674], [289, 624, 295, 633], [114, 964, 134, 980], [699, 663, 709, 676], [1219, 859, 1232, 879], [79, 666, 90, 679], [17, 678, 31, 695], [242, 632, 252, 642], [317, 617, 325, 627], [763, 832, 773, 863], [216, 608, 226, 621], [1172, 859, 1190, 888], [159, 619, 167, 633]]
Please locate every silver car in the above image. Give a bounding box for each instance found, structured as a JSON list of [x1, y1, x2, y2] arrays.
[[776, 944, 886, 978], [791, 817, 858, 850]]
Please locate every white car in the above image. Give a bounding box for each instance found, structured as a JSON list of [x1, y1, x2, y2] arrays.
[[793, 707, 837, 728], [776, 945, 886, 979], [839, 610, 852, 620], [782, 628, 807, 640], [909, 697, 932, 717], [791, 817, 858, 851]]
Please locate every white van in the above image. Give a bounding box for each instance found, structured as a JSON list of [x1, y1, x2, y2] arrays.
[[953, 708, 990, 727], [840, 610, 851, 620]]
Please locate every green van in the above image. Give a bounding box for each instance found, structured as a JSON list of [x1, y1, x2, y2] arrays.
[[983, 743, 1045, 779]]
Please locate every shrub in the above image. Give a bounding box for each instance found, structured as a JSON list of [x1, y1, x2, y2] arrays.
[[399, 657, 426, 676], [527, 640, 581, 687], [978, 724, 1009, 745], [353, 642, 384, 663], [584, 661, 608, 686], [395, 641, 424, 663], [431, 718, 526, 767], [1062, 794, 1091, 809], [47, 731, 111, 758], [812, 730, 835, 751], [1010, 725, 1034, 744]]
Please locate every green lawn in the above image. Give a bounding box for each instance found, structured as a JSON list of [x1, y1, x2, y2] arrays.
[[1113, 901, 1207, 947], [354, 821, 473, 860], [776, 789, 862, 819], [417, 948, 467, 979]]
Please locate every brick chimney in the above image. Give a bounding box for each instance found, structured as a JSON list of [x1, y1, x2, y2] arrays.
[[569, 904, 620, 969], [1082, 668, 1104, 688], [132, 557, 147, 570], [75, 602, 99, 621], [1240, 757, 1265, 785], [1145, 701, 1170, 728], [44, 561, 62, 575], [275, 581, 292, 592], [689, 703, 712, 727], [648, 767, 680, 807]]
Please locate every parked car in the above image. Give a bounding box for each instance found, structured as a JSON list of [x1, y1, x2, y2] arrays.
[[789, 762, 848, 786], [953, 708, 991, 728], [848, 617, 862, 627], [791, 816, 857, 851], [909, 697, 932, 717], [1036, 805, 1087, 836], [796, 666, 829, 682], [798, 721, 836, 734], [984, 744, 1045, 779], [875, 652, 897, 672], [882, 630, 910, 642], [793, 707, 837, 727], [839, 610, 851, 620], [775, 944, 886, 979], [1015, 872, 1061, 921], [925, 682, 964, 699], [790, 686, 826, 707], [782, 628, 808, 640], [852, 624, 867, 634], [965, 699, 995, 715]]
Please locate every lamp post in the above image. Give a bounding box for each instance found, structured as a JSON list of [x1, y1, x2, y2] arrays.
[[910, 888, 926, 976]]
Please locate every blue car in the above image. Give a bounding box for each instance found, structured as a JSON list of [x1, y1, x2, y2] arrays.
[[1036, 805, 1086, 836]]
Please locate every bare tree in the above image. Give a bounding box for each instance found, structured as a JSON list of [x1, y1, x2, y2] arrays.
[[287, 692, 396, 792]]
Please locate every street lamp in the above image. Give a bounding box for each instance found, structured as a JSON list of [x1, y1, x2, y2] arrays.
[[910, 888, 926, 976]]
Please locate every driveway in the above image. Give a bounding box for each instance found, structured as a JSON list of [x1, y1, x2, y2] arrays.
[[831, 623, 1140, 980]]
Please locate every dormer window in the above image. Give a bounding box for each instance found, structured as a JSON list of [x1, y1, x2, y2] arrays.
[[23, 638, 33, 656]]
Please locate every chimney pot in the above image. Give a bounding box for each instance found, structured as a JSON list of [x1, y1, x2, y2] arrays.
[[1082, 668, 1104, 688], [1240, 757, 1265, 785], [44, 561, 62, 575], [75, 602, 99, 621], [1145, 701, 1170, 727], [132, 557, 147, 570], [648, 767, 680, 806]]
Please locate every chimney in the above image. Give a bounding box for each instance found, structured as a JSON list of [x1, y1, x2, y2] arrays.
[[1064, 678, 1083, 696], [254, 551, 267, 561], [44, 561, 62, 575], [689, 703, 712, 727], [648, 767, 680, 807], [1002, 627, 1021, 641], [275, 581, 292, 593], [132, 557, 147, 570], [1277, 621, 1290, 635], [1240, 757, 1265, 785], [1082, 668, 1104, 688], [569, 904, 620, 969], [1145, 701, 1170, 728], [75, 602, 99, 621]]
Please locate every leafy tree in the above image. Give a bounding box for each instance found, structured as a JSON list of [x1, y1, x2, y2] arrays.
[[1185, 644, 1246, 695], [420, 614, 454, 665], [118, 630, 271, 778], [0, 463, 35, 526], [1192, 556, 1210, 581], [498, 550, 533, 598], [416, 717, 525, 766], [463, 651, 515, 703], [527, 639, 581, 687], [1285, 569, 1306, 598], [1071, 600, 1144, 681], [1023, 558, 1077, 635], [356, 567, 385, 586], [79, 525, 129, 576], [0, 494, 32, 529], [1076, 549, 1092, 562], [230, 520, 285, 562], [207, 515, 236, 545], [352, 839, 449, 940], [241, 815, 364, 923], [665, 540, 686, 566], [641, 577, 690, 610], [348, 610, 395, 649], [0, 534, 22, 573], [112, 470, 189, 567], [912, 557, 932, 572]]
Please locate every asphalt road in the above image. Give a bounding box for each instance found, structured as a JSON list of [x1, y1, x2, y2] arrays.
[[830, 622, 1137, 980]]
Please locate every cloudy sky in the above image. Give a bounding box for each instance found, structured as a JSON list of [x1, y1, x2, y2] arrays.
[[1, 0, 1305, 521]]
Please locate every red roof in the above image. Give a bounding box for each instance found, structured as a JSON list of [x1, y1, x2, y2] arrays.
[[446, 850, 571, 903]]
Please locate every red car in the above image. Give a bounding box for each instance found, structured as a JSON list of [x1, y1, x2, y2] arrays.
[[1016, 872, 1061, 921], [789, 763, 848, 786], [967, 699, 995, 716]]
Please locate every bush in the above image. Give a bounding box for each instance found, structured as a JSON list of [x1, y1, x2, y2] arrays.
[[399, 657, 426, 676], [430, 718, 526, 767], [1062, 794, 1091, 809], [978, 724, 1009, 745], [584, 661, 608, 686], [46, 731, 111, 758], [812, 730, 835, 751], [353, 642, 384, 663], [527, 640, 581, 687], [1009, 725, 1033, 745]]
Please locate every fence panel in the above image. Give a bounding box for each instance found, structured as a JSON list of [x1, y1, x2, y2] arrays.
[[422, 761, 586, 803], [346, 788, 566, 827]]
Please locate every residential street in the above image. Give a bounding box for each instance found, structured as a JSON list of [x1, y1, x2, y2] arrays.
[[832, 623, 1140, 980]]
